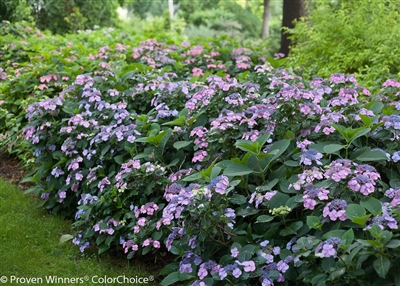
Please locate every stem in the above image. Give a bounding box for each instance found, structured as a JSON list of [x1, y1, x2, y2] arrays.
[[212, 222, 236, 237]]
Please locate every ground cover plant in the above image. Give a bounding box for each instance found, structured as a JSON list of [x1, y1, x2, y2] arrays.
[[2, 21, 400, 286]]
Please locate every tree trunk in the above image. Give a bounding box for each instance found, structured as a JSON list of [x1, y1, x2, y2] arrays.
[[260, 0, 270, 39], [280, 0, 309, 57], [168, 0, 174, 19]]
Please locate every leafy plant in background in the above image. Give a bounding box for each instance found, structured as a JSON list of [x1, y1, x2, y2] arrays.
[[288, 0, 400, 87]]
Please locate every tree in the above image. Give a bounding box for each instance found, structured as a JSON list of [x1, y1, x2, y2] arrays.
[[260, 0, 270, 38], [280, 0, 309, 56]]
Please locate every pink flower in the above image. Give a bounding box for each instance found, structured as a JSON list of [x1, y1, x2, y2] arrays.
[[321, 244, 336, 257], [38, 84, 48, 90], [192, 67, 204, 77], [231, 247, 239, 258], [236, 260, 256, 272]]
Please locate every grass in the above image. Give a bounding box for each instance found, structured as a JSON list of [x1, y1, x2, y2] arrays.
[[0, 178, 159, 286]]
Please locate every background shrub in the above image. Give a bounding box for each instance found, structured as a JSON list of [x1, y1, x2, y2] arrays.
[[288, 0, 400, 86]]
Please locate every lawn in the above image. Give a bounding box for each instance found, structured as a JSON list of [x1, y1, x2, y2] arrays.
[[0, 178, 158, 286]]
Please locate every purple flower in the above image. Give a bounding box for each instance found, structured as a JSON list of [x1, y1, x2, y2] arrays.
[[322, 244, 336, 257], [277, 260, 289, 273], [198, 264, 209, 279], [180, 263, 192, 273], [207, 176, 229, 195], [231, 247, 239, 258], [300, 149, 323, 165], [322, 199, 348, 221], [51, 167, 65, 178], [348, 174, 375, 195], [302, 185, 329, 210], [316, 237, 341, 258], [232, 268, 242, 278], [236, 260, 256, 272], [392, 151, 400, 163]]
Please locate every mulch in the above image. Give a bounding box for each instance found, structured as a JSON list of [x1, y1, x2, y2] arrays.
[[0, 148, 33, 190]]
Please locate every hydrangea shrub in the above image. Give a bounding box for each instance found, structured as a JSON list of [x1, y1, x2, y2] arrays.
[[3, 23, 400, 285]]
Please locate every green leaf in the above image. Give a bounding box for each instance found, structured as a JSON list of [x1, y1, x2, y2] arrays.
[[223, 163, 254, 177], [283, 160, 299, 167], [267, 139, 290, 160], [238, 244, 256, 261], [256, 178, 279, 192], [59, 234, 74, 244], [256, 133, 272, 147], [385, 239, 400, 248], [157, 129, 173, 151], [322, 230, 346, 240], [306, 216, 321, 229], [360, 197, 382, 216], [114, 155, 125, 165], [173, 140, 192, 150], [373, 255, 390, 278], [235, 140, 259, 154], [356, 150, 389, 161], [323, 144, 346, 154], [256, 215, 274, 223], [341, 229, 354, 247], [321, 257, 335, 272], [160, 272, 180, 286], [159, 262, 179, 275], [346, 204, 367, 221], [351, 127, 371, 143], [267, 192, 290, 209], [284, 130, 295, 140], [351, 215, 371, 226], [237, 207, 259, 217], [329, 267, 346, 281], [280, 221, 303, 236], [182, 172, 202, 182], [229, 194, 247, 205]]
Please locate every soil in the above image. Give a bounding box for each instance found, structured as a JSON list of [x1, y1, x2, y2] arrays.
[[0, 149, 33, 189]]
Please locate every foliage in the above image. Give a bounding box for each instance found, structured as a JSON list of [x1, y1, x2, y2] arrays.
[[288, 0, 400, 86], [1, 0, 120, 34], [3, 20, 400, 286], [0, 0, 35, 23]]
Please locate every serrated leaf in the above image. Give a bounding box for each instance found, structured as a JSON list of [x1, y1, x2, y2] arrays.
[[373, 255, 390, 278], [360, 197, 382, 216], [346, 204, 366, 220]]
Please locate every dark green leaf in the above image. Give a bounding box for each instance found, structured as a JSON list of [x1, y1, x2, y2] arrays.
[[223, 163, 254, 176], [373, 255, 390, 278], [360, 197, 382, 216], [173, 140, 192, 150], [356, 150, 389, 161]]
